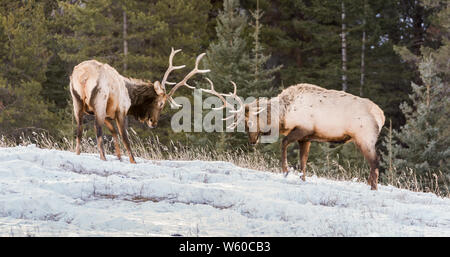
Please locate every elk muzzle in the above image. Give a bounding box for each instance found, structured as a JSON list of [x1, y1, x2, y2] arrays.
[[147, 119, 157, 128]]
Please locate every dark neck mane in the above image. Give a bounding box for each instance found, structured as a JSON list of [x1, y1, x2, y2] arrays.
[[124, 77, 156, 105], [123, 77, 157, 119]]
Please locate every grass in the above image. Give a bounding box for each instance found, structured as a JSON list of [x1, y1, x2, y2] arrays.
[[0, 130, 280, 173], [0, 131, 448, 198]]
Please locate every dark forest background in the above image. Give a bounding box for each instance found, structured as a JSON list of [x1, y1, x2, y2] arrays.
[[0, 0, 448, 193]]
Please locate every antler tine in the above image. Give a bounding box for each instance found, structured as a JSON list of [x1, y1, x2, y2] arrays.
[[226, 81, 246, 128], [200, 79, 243, 124], [203, 80, 245, 128], [167, 52, 210, 98], [167, 97, 182, 109], [161, 47, 186, 90], [201, 78, 231, 111], [225, 82, 244, 114], [195, 53, 211, 73], [254, 107, 266, 115], [246, 98, 266, 115]]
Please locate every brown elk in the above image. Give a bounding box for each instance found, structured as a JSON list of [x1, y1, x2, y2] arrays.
[[70, 48, 210, 163], [203, 81, 385, 190]]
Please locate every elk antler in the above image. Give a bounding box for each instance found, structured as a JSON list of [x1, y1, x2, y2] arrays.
[[202, 79, 245, 129], [201, 78, 229, 111], [160, 48, 186, 91], [167, 52, 210, 107], [223, 81, 246, 129]]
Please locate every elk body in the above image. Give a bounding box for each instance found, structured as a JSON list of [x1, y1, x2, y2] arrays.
[[70, 49, 209, 163], [204, 82, 385, 190]]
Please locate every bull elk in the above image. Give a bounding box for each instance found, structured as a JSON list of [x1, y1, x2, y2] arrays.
[[70, 48, 209, 163], [203, 81, 385, 190]]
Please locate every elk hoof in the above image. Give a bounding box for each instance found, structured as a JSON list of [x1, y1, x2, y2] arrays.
[[283, 171, 290, 178], [368, 177, 378, 190], [368, 180, 378, 190]]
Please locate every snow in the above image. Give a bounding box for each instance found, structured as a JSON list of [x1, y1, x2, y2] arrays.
[[0, 145, 449, 236]]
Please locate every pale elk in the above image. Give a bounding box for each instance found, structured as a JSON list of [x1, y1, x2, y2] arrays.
[[70, 48, 210, 163], [203, 81, 385, 190]]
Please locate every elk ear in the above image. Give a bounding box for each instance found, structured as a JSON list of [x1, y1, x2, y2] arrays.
[[153, 81, 165, 96]]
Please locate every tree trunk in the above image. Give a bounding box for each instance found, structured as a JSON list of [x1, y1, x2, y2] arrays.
[[123, 10, 128, 72], [360, 30, 366, 96], [254, 0, 260, 76], [388, 119, 393, 175], [341, 1, 348, 92], [360, 1, 366, 97], [412, 3, 424, 56]]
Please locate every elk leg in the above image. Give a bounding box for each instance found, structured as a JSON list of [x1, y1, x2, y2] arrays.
[[367, 155, 380, 190], [282, 127, 311, 176], [70, 82, 84, 155], [298, 141, 311, 181], [75, 110, 84, 155], [116, 115, 136, 164], [71, 92, 84, 155], [104, 119, 121, 161], [281, 138, 292, 175], [355, 139, 379, 190], [94, 117, 107, 161]]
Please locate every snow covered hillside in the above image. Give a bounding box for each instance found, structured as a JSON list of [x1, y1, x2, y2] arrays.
[[0, 145, 449, 236]]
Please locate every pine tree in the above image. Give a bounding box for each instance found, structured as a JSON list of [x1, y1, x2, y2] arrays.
[[55, 0, 124, 69], [381, 57, 449, 173], [341, 0, 348, 92], [0, 0, 50, 85], [124, 0, 211, 80], [252, 0, 343, 90], [204, 0, 252, 95], [380, 1, 449, 189], [0, 79, 67, 138], [247, 0, 281, 98], [0, 0, 67, 138], [54, 0, 212, 144], [202, 0, 282, 151], [56, 0, 211, 79], [200, 0, 252, 150]]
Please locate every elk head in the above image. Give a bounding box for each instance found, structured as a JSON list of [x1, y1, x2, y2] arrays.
[[244, 101, 266, 145], [144, 48, 210, 128], [202, 79, 265, 145]]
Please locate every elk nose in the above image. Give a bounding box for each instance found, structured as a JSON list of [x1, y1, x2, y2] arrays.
[[147, 120, 156, 128]]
